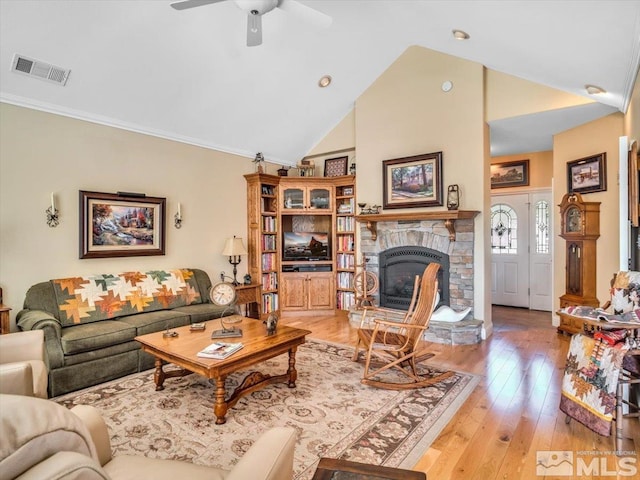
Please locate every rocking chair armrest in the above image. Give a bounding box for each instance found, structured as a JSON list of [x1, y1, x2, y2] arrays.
[[371, 318, 406, 328], [372, 319, 425, 331]]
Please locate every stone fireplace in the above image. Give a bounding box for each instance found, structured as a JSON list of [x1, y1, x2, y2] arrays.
[[359, 217, 475, 314], [350, 212, 482, 345]]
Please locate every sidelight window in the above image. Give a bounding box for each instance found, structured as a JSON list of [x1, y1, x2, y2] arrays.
[[535, 200, 549, 254]]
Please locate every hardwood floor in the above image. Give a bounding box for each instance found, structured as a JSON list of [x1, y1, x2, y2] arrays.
[[280, 306, 640, 480]]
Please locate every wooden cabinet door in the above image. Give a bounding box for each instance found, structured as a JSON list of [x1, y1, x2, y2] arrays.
[[566, 241, 583, 296], [280, 273, 308, 310], [308, 273, 335, 309], [281, 272, 335, 311], [281, 184, 332, 212]]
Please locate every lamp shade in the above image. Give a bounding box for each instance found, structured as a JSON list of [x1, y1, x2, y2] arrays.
[[222, 236, 247, 256]]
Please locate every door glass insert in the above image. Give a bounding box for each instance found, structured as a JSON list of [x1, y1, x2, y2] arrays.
[[535, 200, 549, 254], [309, 188, 330, 209], [491, 204, 517, 254], [283, 188, 304, 209]]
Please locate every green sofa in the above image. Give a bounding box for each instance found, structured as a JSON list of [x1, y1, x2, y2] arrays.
[[16, 268, 234, 397]]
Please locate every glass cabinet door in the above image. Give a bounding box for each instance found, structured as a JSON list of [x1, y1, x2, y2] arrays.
[[309, 188, 330, 210], [283, 188, 304, 209]]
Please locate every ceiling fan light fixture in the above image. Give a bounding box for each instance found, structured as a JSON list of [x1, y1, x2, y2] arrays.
[[585, 84, 606, 95], [452, 29, 470, 40], [318, 75, 332, 88]]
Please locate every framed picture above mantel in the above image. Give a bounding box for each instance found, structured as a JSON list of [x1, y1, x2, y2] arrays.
[[80, 190, 166, 259], [382, 152, 443, 209]]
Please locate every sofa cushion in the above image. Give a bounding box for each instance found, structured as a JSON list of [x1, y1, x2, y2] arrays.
[[50, 269, 203, 326], [117, 310, 190, 336], [610, 270, 640, 314], [60, 321, 136, 355]]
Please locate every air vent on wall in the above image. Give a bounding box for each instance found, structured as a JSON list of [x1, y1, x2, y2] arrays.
[[11, 54, 70, 86]]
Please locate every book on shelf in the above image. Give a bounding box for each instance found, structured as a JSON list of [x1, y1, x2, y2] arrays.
[[197, 342, 243, 359]]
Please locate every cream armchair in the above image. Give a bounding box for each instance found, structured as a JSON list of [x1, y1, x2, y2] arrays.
[[0, 394, 297, 480], [0, 330, 47, 398]]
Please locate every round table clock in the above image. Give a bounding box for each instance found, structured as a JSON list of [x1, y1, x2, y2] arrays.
[[209, 282, 237, 306]]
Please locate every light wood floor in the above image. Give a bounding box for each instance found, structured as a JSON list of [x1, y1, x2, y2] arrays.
[[280, 306, 639, 480]]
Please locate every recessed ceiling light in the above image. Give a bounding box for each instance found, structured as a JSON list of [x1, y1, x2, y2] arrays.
[[585, 84, 606, 95], [318, 75, 332, 88], [452, 29, 470, 40]]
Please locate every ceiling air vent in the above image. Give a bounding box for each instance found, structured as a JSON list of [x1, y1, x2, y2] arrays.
[[11, 54, 70, 86]]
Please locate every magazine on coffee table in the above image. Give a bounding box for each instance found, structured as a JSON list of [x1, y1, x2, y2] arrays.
[[197, 342, 243, 359]]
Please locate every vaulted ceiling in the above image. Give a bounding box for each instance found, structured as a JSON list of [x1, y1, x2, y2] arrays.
[[1, 0, 638, 165]]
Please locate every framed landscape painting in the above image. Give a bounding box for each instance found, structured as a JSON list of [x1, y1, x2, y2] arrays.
[[567, 152, 607, 194], [383, 152, 443, 209], [80, 190, 166, 259], [490, 160, 529, 189]]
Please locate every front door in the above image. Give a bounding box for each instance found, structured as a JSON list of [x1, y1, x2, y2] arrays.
[[491, 191, 552, 311], [491, 193, 530, 308]]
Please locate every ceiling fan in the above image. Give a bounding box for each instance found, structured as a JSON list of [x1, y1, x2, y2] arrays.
[[170, 0, 332, 47]]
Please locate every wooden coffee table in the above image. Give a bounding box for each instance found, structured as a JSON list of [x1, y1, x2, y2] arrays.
[[135, 315, 311, 424]]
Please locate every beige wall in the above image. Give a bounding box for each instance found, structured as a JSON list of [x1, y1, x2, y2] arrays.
[[353, 46, 491, 331], [486, 70, 593, 122], [553, 113, 625, 314], [308, 110, 355, 157], [491, 150, 553, 191], [0, 103, 253, 330]]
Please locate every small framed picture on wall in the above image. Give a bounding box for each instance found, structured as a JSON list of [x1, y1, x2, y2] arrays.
[[567, 153, 607, 194], [324, 156, 348, 177]]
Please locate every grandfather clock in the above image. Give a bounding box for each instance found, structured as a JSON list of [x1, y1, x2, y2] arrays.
[[559, 193, 600, 308]]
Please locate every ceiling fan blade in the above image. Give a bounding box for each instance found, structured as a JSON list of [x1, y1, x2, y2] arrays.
[[247, 13, 262, 47], [278, 0, 332, 29], [170, 0, 226, 11]]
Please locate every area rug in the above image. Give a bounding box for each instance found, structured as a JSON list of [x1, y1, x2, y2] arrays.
[[55, 340, 479, 479]]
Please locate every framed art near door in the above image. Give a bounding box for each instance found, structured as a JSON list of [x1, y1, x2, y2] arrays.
[[80, 190, 166, 259], [490, 160, 529, 189], [567, 153, 606, 195]]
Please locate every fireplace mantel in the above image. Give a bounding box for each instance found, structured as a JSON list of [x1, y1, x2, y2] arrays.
[[355, 210, 479, 241]]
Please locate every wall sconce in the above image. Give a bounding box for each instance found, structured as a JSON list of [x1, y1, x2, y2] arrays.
[[174, 202, 182, 229], [447, 184, 460, 210], [222, 236, 247, 286], [46, 192, 59, 227]]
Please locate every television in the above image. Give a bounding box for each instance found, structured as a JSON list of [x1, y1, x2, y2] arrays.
[[282, 232, 330, 261]]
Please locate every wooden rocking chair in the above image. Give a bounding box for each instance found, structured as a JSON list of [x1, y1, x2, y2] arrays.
[[351, 263, 454, 390]]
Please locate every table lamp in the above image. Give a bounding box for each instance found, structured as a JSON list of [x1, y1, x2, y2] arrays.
[[222, 236, 247, 286]]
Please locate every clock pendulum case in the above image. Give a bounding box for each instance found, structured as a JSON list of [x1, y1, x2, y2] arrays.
[[558, 193, 600, 308]]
